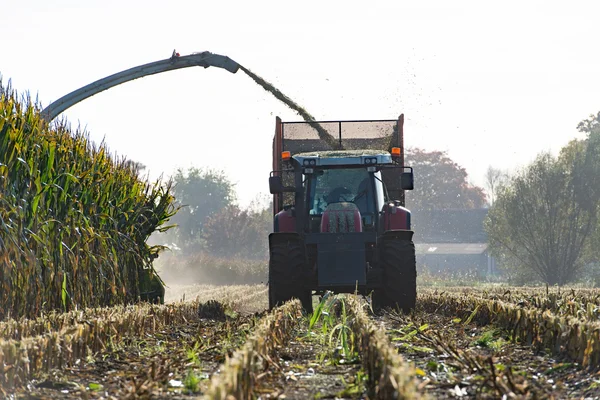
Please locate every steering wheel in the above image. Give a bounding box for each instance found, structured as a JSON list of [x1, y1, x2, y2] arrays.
[[352, 189, 367, 203], [325, 187, 352, 204]]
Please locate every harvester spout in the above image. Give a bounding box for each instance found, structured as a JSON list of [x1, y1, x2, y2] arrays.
[[41, 51, 240, 121], [190, 51, 240, 73]]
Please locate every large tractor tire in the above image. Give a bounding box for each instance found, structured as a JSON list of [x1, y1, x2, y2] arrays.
[[139, 269, 165, 304], [269, 236, 313, 313], [373, 234, 416, 313]]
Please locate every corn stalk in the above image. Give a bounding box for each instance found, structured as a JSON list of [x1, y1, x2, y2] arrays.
[[0, 80, 177, 320]]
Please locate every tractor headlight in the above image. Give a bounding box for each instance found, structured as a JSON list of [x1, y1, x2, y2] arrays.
[[364, 157, 377, 165]]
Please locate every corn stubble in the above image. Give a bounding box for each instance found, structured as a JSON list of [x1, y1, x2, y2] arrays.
[[419, 290, 600, 368], [346, 296, 422, 400], [205, 299, 303, 400], [0, 81, 177, 320], [0, 300, 200, 390]]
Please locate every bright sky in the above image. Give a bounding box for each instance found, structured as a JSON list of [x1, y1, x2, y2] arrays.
[[2, 0, 598, 206]]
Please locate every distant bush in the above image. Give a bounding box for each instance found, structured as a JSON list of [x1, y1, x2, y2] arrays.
[[201, 205, 271, 260]]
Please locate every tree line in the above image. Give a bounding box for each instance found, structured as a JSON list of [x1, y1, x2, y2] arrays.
[[485, 112, 600, 285], [159, 167, 271, 260], [159, 113, 600, 288], [159, 149, 488, 262]]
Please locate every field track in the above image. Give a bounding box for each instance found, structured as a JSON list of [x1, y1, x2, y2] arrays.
[[2, 285, 600, 399]]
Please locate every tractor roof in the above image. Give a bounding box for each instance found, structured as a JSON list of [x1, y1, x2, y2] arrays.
[[293, 150, 393, 167], [295, 149, 388, 158]]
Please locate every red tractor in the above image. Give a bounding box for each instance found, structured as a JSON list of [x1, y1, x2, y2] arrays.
[[268, 115, 416, 313]]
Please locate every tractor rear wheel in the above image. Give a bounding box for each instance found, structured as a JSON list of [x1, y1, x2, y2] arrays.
[[373, 235, 416, 313], [269, 238, 313, 313]]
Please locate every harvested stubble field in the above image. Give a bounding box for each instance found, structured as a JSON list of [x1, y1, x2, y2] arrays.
[[3, 285, 600, 399]]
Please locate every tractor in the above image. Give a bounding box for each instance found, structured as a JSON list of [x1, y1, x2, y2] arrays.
[[268, 115, 416, 313]]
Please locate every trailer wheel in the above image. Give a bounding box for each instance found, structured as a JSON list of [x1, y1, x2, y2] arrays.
[[269, 238, 313, 313], [373, 237, 416, 313]]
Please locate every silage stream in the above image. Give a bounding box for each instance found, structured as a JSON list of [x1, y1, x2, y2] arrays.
[[239, 65, 341, 150]]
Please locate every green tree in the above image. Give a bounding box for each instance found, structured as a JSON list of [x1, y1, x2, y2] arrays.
[[575, 112, 600, 262], [405, 148, 487, 211], [484, 165, 509, 205], [486, 131, 600, 285], [201, 204, 271, 260], [169, 167, 236, 252]]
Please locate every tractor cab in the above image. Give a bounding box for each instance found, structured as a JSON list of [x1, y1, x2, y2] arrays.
[[297, 151, 393, 234]]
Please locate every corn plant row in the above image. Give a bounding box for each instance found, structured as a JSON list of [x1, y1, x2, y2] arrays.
[[0, 300, 202, 389], [0, 81, 177, 320], [0, 298, 206, 341], [0, 284, 263, 340], [346, 296, 422, 400], [205, 299, 302, 400], [421, 287, 600, 322], [421, 286, 600, 304], [419, 291, 600, 368]]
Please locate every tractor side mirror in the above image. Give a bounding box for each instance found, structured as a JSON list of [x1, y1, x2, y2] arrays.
[[269, 176, 284, 194], [401, 170, 414, 190]]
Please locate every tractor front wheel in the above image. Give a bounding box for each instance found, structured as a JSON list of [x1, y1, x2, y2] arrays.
[[373, 233, 416, 313], [269, 236, 313, 313]]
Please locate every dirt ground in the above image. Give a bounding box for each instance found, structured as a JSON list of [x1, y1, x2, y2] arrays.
[[254, 317, 366, 399], [9, 303, 261, 399], [7, 287, 600, 399], [378, 309, 600, 399]]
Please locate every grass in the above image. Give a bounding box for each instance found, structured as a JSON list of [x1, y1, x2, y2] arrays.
[[307, 293, 360, 365], [473, 329, 506, 351], [336, 369, 368, 398], [0, 300, 202, 389], [183, 370, 203, 393]]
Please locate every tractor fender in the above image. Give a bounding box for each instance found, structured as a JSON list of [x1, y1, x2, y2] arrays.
[[381, 201, 411, 230], [274, 206, 296, 232]]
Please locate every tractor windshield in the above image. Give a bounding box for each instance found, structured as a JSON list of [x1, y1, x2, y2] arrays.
[[307, 168, 383, 218]]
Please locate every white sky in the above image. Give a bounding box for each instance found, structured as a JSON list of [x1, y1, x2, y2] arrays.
[[2, 0, 598, 206]]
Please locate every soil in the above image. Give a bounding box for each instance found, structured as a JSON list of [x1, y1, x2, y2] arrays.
[[9, 307, 261, 399], [254, 321, 366, 400], [378, 309, 600, 399]]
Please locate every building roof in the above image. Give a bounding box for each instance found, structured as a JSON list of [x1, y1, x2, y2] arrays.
[[415, 243, 488, 255], [412, 209, 489, 243]]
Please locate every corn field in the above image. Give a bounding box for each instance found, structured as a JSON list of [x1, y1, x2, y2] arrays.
[[3, 283, 600, 398], [0, 81, 176, 320], [3, 79, 600, 398]]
